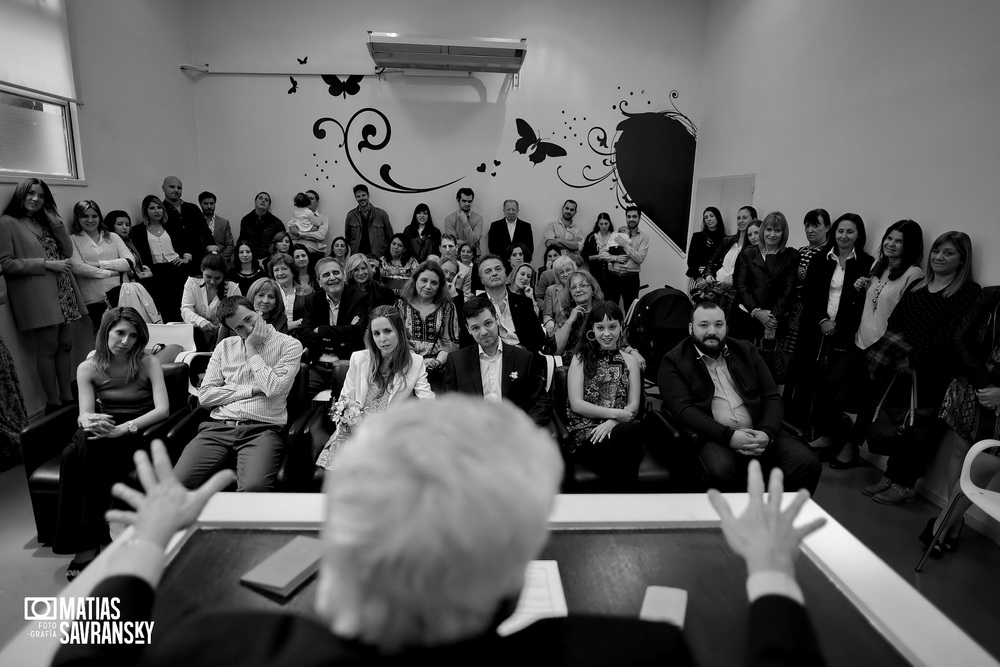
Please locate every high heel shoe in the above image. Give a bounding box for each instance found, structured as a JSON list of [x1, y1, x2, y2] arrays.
[[942, 517, 964, 552], [918, 518, 944, 559]]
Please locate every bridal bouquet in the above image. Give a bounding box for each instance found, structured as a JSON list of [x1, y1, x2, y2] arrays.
[[329, 398, 365, 427]]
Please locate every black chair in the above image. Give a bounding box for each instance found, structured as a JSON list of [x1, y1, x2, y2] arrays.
[[550, 365, 673, 493], [21, 362, 191, 545], [284, 360, 350, 492], [164, 350, 312, 490]]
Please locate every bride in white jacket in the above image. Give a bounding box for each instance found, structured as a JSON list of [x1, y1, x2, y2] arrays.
[[316, 304, 434, 469]]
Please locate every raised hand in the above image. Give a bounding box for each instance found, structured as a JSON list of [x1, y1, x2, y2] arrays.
[[106, 440, 235, 548], [708, 461, 825, 577]]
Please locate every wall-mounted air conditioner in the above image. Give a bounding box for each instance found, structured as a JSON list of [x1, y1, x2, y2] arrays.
[[367, 32, 527, 73]]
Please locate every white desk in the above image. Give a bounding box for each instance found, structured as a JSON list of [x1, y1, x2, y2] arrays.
[[2, 493, 996, 666]]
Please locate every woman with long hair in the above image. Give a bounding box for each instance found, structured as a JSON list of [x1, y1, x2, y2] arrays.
[[269, 230, 293, 258], [695, 205, 757, 315], [290, 243, 316, 296], [0, 178, 87, 411], [554, 269, 605, 361], [228, 237, 266, 295], [507, 262, 538, 315], [504, 241, 532, 275], [395, 261, 460, 379], [808, 219, 923, 466], [403, 202, 441, 262], [315, 305, 433, 470], [920, 285, 1000, 557], [106, 210, 153, 281], [129, 194, 190, 322], [67, 200, 134, 329], [733, 211, 800, 387], [540, 244, 561, 274], [565, 300, 644, 491], [582, 212, 616, 294], [380, 232, 420, 293], [344, 252, 395, 309], [56, 307, 169, 577], [330, 236, 349, 264], [686, 206, 726, 293], [181, 253, 242, 350], [862, 232, 981, 504]]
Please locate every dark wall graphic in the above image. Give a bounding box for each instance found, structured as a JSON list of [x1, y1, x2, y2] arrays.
[[557, 90, 697, 252], [513, 119, 567, 165], [313, 108, 465, 194]]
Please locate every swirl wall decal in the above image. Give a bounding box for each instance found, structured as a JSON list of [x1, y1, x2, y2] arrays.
[[313, 108, 464, 194], [555, 90, 698, 253]]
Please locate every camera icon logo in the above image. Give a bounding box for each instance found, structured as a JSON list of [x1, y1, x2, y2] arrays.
[[24, 598, 57, 621]]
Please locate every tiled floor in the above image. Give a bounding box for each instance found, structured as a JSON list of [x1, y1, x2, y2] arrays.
[[1, 458, 998, 659]]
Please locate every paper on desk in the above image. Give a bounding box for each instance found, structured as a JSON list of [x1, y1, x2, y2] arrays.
[[496, 560, 568, 636]]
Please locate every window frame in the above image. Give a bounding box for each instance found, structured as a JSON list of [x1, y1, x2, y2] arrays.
[[0, 80, 86, 186]]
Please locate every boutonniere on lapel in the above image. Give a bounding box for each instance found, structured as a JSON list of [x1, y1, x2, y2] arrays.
[[509, 371, 518, 381]]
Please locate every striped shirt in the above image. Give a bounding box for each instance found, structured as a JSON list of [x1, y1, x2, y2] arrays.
[[198, 324, 304, 424]]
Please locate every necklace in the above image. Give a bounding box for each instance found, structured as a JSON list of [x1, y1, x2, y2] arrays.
[[871, 276, 889, 312]]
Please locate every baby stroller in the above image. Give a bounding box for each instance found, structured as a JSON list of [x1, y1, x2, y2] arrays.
[[624, 285, 692, 392]]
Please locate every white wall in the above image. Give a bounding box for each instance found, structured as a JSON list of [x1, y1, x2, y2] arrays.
[[186, 0, 707, 292], [1, 0, 200, 415], [695, 0, 1000, 285], [695, 0, 1000, 528]]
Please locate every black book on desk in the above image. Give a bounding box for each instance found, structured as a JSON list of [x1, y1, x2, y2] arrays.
[[240, 535, 325, 598]]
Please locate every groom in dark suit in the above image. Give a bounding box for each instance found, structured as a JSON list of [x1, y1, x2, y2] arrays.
[[443, 295, 550, 426]]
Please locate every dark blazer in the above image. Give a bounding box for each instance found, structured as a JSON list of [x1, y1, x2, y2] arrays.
[[359, 279, 397, 311], [296, 284, 370, 361], [403, 224, 442, 262], [953, 285, 1000, 388], [239, 211, 286, 260], [686, 231, 724, 278], [659, 337, 784, 446], [506, 288, 545, 353], [488, 218, 534, 257], [703, 233, 745, 279], [53, 575, 823, 667], [211, 215, 235, 268], [801, 248, 874, 351], [164, 201, 214, 273], [443, 344, 550, 425], [734, 246, 800, 320]]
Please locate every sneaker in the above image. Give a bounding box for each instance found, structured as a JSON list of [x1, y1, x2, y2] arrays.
[[861, 477, 891, 497], [872, 483, 916, 505]]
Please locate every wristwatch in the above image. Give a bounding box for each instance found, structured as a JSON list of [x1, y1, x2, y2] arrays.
[[126, 420, 138, 433]]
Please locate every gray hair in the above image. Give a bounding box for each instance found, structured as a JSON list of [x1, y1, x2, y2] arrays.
[[315, 397, 563, 652]]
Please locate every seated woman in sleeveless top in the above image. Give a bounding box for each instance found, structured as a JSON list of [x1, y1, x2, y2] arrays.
[[55, 307, 169, 579], [316, 305, 433, 470], [565, 300, 644, 492]]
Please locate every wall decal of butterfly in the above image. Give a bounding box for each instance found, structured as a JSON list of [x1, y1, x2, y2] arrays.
[[297, 56, 308, 65], [322, 74, 364, 99], [287, 76, 298, 94], [513, 118, 567, 165]]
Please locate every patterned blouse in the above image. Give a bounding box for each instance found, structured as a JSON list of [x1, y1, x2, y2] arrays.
[[395, 297, 460, 359], [780, 244, 826, 355], [565, 349, 630, 453]]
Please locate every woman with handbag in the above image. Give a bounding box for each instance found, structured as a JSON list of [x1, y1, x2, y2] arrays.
[[695, 205, 757, 317], [68, 200, 134, 331], [919, 285, 1000, 555], [129, 195, 194, 323], [862, 231, 981, 504], [808, 220, 924, 466], [0, 178, 87, 413]]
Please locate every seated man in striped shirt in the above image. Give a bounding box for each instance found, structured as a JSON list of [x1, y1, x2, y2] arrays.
[[173, 295, 303, 491]]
